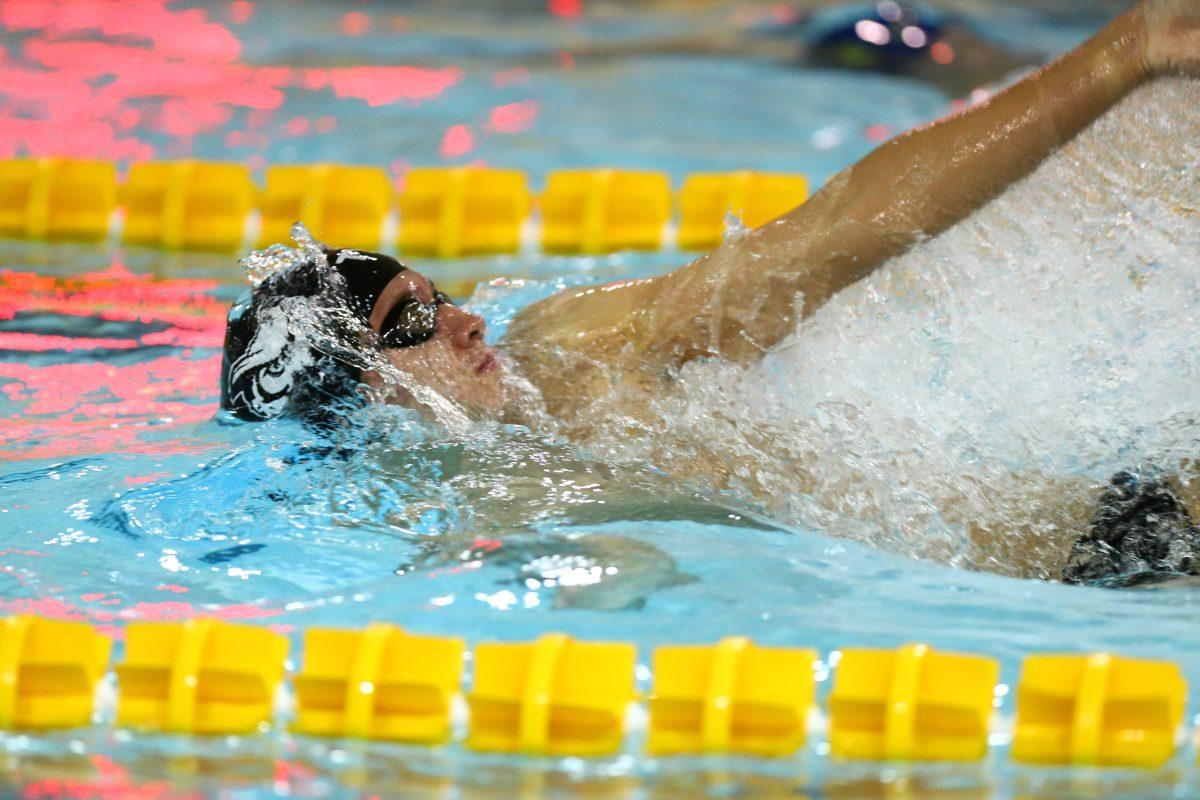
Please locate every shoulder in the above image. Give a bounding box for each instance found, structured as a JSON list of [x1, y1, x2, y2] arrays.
[[507, 275, 664, 359], [502, 276, 668, 420]]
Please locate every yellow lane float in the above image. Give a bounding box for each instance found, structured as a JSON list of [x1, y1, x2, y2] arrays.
[[115, 618, 287, 734], [647, 636, 816, 756], [0, 158, 117, 242], [293, 623, 464, 743], [1012, 652, 1186, 767], [399, 166, 530, 258], [0, 615, 111, 729], [828, 643, 999, 761], [540, 169, 671, 254], [678, 171, 809, 250], [258, 163, 392, 252], [121, 160, 255, 252], [467, 633, 636, 755]]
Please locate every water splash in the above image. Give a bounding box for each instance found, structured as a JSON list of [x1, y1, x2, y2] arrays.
[[721, 211, 750, 244], [567, 77, 1200, 579]]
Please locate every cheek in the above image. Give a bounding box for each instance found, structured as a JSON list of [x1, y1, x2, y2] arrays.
[[379, 341, 457, 381]]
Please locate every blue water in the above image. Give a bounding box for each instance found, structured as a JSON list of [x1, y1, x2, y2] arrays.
[[2, 2, 1199, 798]]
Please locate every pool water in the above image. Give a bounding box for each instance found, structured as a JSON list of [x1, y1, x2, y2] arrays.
[[2, 2, 1200, 797]]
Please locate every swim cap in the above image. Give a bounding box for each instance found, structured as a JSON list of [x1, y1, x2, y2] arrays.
[[219, 247, 422, 421], [325, 247, 407, 318]]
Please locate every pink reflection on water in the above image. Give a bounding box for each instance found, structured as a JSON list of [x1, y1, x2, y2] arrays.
[[439, 124, 475, 158], [20, 755, 206, 800], [0, 594, 283, 632], [0, 262, 228, 460], [301, 66, 463, 107], [339, 11, 371, 36], [0, 2, 463, 159], [487, 100, 539, 134]]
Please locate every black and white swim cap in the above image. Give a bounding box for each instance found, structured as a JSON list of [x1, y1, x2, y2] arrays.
[[219, 247, 410, 421]]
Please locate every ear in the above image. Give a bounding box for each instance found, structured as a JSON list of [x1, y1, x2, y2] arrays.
[[361, 368, 386, 391]]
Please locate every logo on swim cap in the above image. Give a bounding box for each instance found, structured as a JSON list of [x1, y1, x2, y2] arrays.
[[332, 249, 377, 265], [225, 304, 315, 419]]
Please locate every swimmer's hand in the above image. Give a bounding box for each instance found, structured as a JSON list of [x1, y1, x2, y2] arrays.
[[1142, 0, 1200, 75]]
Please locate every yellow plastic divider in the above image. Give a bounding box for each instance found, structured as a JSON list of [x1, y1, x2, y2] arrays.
[[5, 608, 1200, 772], [678, 171, 809, 250], [1011, 653, 1186, 767], [467, 633, 636, 755], [540, 169, 670, 254], [828, 643, 998, 761], [115, 619, 287, 734], [647, 637, 816, 756], [0, 159, 819, 255], [293, 623, 464, 743], [0, 615, 111, 730], [121, 160, 254, 252], [0, 158, 117, 242], [257, 163, 392, 251], [398, 166, 530, 258]]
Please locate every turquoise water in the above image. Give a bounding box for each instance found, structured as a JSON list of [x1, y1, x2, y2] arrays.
[[3, 2, 1200, 798]]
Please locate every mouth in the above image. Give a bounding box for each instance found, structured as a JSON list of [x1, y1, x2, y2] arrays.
[[475, 350, 498, 374]]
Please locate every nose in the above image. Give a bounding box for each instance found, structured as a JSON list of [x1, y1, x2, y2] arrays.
[[439, 304, 486, 350]]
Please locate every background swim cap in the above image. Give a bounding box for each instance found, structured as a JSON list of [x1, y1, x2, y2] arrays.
[[219, 248, 408, 421]]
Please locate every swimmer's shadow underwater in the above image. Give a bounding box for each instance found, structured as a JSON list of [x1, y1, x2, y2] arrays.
[[97, 414, 1200, 606], [97, 418, 802, 610]]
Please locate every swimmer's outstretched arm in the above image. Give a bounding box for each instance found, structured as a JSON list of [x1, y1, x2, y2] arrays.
[[510, 0, 1198, 372], [649, 0, 1200, 364]]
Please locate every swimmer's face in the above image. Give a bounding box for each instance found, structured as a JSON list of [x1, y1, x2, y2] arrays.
[[361, 268, 505, 414]]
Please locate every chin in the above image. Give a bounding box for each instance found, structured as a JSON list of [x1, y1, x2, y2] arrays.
[[464, 378, 507, 414]]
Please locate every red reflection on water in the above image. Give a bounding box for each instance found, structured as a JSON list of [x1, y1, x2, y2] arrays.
[[285, 115, 310, 136], [865, 123, 891, 142], [0, 593, 282, 632], [0, 332, 139, 352], [931, 41, 955, 64], [549, 0, 583, 19], [22, 754, 205, 800], [1, 1, 242, 61]]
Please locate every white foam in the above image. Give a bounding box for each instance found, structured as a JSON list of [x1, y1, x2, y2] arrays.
[[595, 78, 1200, 574]]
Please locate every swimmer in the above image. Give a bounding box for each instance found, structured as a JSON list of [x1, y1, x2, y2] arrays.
[[221, 0, 1200, 583]]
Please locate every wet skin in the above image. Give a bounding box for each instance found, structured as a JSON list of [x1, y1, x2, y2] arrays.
[[355, 0, 1199, 581], [362, 0, 1199, 429], [361, 270, 505, 415]]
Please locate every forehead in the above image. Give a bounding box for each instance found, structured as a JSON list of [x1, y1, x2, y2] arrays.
[[368, 269, 439, 329], [384, 269, 434, 297]]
